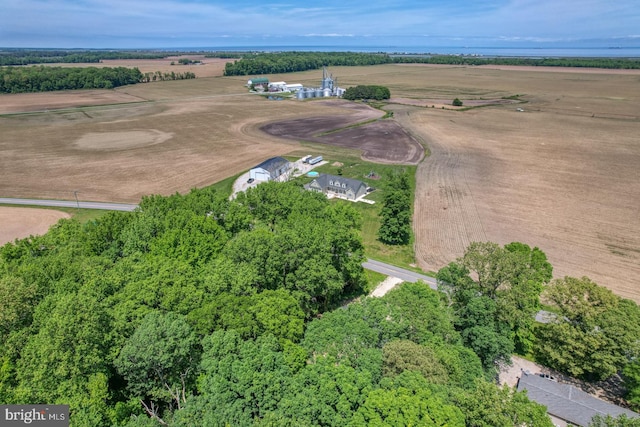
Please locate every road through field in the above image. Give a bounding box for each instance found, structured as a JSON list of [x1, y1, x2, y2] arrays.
[[0, 198, 138, 211]]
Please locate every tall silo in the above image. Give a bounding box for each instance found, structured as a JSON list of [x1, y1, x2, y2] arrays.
[[321, 66, 334, 91]]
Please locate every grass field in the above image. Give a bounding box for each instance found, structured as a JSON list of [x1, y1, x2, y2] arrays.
[[1, 62, 639, 301]]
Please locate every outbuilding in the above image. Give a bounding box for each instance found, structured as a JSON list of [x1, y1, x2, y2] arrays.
[[247, 77, 269, 87], [249, 157, 292, 182], [517, 371, 640, 426]]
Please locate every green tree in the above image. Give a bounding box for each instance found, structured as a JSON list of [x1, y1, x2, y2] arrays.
[[275, 355, 373, 426], [453, 379, 553, 427], [623, 360, 640, 411], [452, 98, 463, 106], [181, 331, 292, 427], [350, 385, 465, 426], [114, 311, 198, 424], [437, 242, 551, 365], [382, 340, 449, 384], [14, 290, 112, 425], [377, 171, 412, 245], [535, 276, 640, 381], [590, 414, 640, 427]]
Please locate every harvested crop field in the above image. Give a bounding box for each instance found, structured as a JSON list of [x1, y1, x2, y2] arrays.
[[381, 64, 640, 302], [1, 62, 639, 301], [0, 77, 384, 203], [40, 56, 232, 79], [0, 90, 146, 114], [0, 207, 69, 245]]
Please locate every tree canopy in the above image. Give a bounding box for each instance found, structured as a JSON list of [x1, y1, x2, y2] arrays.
[[343, 85, 391, 101], [13, 182, 640, 425], [535, 276, 640, 381]]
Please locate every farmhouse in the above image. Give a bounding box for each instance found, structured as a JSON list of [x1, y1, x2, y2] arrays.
[[249, 157, 292, 182], [517, 371, 640, 427], [305, 173, 368, 201]]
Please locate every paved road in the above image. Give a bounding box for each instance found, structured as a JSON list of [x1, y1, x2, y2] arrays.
[[363, 259, 437, 290], [1, 198, 439, 285], [0, 198, 137, 212]]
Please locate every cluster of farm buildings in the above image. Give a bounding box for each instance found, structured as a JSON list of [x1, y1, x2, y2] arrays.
[[247, 67, 346, 99], [247, 156, 371, 202]]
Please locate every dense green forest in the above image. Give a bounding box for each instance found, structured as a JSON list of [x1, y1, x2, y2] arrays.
[[391, 54, 640, 69], [2, 49, 638, 73], [1, 182, 639, 426], [342, 85, 391, 101], [222, 52, 391, 75], [0, 50, 175, 66], [0, 66, 195, 93], [222, 51, 640, 75]]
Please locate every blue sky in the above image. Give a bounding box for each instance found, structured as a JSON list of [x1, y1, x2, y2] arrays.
[[2, 0, 639, 48]]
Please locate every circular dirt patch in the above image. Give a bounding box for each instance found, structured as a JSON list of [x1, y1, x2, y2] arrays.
[[74, 129, 173, 151]]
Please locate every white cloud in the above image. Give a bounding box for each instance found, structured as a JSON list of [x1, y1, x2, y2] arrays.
[[3, 0, 639, 47]]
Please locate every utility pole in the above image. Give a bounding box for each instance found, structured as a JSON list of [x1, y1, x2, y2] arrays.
[[73, 191, 80, 210]]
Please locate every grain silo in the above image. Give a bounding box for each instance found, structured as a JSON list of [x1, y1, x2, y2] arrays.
[[321, 66, 334, 91]]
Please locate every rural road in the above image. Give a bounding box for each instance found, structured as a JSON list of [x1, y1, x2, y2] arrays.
[[363, 259, 437, 289], [0, 198, 138, 212], [0, 198, 437, 287]]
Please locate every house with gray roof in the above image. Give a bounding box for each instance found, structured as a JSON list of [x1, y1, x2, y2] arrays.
[[304, 174, 368, 201], [249, 157, 292, 182], [517, 371, 639, 427]]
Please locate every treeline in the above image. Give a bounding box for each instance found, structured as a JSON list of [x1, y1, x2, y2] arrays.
[[140, 70, 196, 83], [204, 52, 244, 59], [223, 51, 390, 75], [0, 182, 560, 427], [378, 171, 411, 244], [391, 54, 640, 69], [0, 66, 195, 93], [0, 49, 172, 66], [343, 84, 391, 101], [223, 51, 640, 75]]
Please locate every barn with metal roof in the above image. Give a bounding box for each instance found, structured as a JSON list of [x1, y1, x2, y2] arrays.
[[249, 157, 292, 182]]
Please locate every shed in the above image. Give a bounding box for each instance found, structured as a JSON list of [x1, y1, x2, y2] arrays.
[[517, 371, 640, 427], [249, 157, 292, 182], [305, 174, 368, 201], [286, 83, 304, 92], [247, 77, 269, 87]]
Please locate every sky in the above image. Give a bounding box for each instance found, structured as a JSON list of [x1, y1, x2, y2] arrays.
[[2, 0, 640, 49]]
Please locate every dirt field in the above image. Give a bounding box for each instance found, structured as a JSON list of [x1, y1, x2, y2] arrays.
[[261, 101, 424, 164], [1, 62, 638, 301], [39, 56, 231, 79], [383, 65, 640, 302], [0, 207, 69, 245]]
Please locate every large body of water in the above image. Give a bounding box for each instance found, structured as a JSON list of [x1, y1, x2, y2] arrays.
[[177, 45, 640, 58]]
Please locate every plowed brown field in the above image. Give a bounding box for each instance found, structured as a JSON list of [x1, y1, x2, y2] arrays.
[[384, 65, 640, 302]]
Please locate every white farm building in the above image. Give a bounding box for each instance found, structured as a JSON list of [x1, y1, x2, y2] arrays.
[[249, 157, 292, 182]]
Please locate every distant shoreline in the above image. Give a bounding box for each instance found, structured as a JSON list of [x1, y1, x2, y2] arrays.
[[2, 46, 640, 59]]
